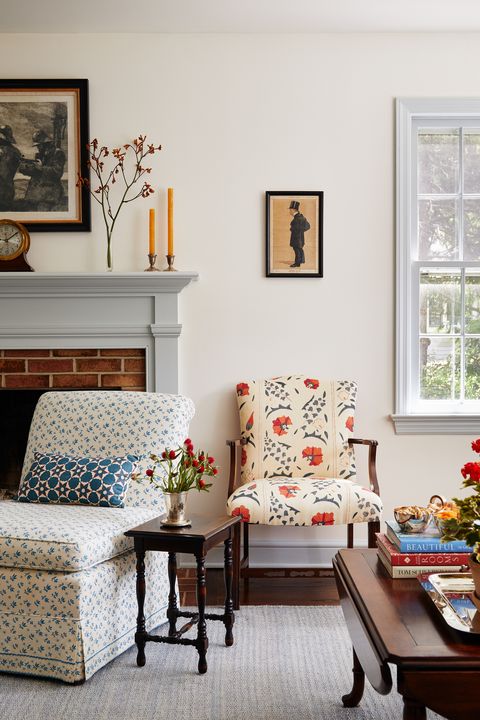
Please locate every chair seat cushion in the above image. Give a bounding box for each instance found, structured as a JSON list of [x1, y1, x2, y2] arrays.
[[0, 499, 161, 571], [227, 477, 382, 526]]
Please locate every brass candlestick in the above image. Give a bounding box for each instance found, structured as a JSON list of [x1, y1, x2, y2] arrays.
[[164, 254, 177, 272], [145, 253, 160, 271]]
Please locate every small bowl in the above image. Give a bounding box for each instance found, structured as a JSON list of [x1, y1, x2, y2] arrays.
[[394, 509, 431, 533]]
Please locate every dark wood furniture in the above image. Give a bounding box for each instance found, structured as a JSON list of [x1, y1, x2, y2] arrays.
[[125, 513, 241, 675], [333, 548, 480, 720], [227, 437, 380, 580]]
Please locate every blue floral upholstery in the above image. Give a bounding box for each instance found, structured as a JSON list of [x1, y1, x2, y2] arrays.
[[17, 452, 137, 508], [227, 376, 382, 527], [0, 391, 195, 683]]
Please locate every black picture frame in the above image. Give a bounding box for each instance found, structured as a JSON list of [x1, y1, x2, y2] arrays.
[[0, 79, 90, 232], [266, 190, 323, 277]]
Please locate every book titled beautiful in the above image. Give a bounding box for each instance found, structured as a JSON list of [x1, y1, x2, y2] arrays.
[[377, 549, 465, 578], [376, 533, 470, 566], [385, 520, 473, 554]]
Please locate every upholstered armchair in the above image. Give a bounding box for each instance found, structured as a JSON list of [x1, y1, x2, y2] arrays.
[[0, 391, 194, 683], [226, 376, 382, 579]]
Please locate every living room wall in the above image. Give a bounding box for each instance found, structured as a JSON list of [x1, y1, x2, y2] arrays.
[[0, 32, 476, 563]]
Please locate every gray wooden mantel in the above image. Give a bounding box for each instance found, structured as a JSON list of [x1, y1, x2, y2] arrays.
[[0, 272, 198, 393]]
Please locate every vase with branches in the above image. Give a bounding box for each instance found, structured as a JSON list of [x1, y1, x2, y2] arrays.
[[77, 135, 161, 270]]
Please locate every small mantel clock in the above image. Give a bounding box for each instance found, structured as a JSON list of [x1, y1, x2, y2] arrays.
[[0, 219, 34, 271]]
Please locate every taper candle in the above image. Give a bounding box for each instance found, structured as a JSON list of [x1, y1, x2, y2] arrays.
[[167, 188, 174, 256], [149, 208, 155, 255]]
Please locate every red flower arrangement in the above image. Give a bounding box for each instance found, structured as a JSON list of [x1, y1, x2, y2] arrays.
[[442, 438, 480, 562], [272, 416, 292, 436], [139, 438, 218, 494], [302, 446, 323, 466]]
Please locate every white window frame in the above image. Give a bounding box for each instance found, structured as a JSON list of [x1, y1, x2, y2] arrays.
[[393, 98, 480, 434]]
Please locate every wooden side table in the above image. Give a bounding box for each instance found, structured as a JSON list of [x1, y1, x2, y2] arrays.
[[125, 513, 241, 674]]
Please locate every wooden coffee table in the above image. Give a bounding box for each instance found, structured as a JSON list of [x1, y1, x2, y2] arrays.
[[333, 549, 480, 720], [125, 513, 240, 674]]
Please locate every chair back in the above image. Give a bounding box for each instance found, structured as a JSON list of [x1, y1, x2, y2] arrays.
[[236, 376, 357, 484], [21, 391, 195, 506]]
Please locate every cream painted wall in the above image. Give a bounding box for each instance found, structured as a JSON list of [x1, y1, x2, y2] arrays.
[[0, 32, 477, 562]]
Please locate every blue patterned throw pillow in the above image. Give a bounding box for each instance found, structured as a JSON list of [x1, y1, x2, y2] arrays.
[[16, 452, 138, 508]]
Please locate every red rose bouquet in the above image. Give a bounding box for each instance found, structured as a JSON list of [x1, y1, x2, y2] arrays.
[[143, 438, 218, 493]]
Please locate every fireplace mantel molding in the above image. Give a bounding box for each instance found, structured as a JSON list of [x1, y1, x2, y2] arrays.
[[0, 272, 198, 393]]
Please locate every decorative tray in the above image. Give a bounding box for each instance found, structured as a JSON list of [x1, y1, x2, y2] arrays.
[[418, 573, 480, 634]]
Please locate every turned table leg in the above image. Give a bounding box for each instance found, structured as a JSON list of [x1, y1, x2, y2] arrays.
[[224, 534, 235, 646], [167, 551, 178, 636], [342, 648, 365, 707], [135, 548, 147, 667], [195, 550, 209, 674]]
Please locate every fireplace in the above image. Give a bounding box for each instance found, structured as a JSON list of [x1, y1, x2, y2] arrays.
[[0, 272, 197, 494]]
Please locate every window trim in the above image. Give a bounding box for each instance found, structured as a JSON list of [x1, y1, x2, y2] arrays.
[[393, 98, 480, 434]]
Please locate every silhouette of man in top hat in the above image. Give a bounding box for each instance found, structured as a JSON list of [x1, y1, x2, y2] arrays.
[[289, 200, 310, 267], [19, 129, 66, 211], [0, 125, 21, 211]]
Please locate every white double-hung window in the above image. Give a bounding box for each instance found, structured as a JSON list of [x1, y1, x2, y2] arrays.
[[394, 98, 480, 433]]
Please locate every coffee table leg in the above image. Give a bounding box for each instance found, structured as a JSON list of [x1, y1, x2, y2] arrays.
[[167, 551, 178, 636], [342, 648, 365, 707], [402, 697, 426, 720], [195, 551, 208, 674], [135, 549, 147, 667], [224, 534, 235, 646]]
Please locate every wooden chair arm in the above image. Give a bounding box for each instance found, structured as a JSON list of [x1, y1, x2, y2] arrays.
[[348, 438, 380, 497], [226, 438, 246, 498]]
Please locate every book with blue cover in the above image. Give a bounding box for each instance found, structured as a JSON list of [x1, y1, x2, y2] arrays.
[[386, 520, 473, 554]]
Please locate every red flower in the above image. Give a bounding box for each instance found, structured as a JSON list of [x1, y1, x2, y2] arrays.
[[198, 465, 205, 473], [146, 468, 154, 477], [304, 378, 319, 389], [161, 451, 167, 459], [345, 416, 354, 432], [198, 478, 206, 489], [246, 412, 254, 431], [272, 415, 292, 436], [302, 446, 323, 466], [199, 454, 205, 461], [236, 383, 250, 396], [461, 462, 480, 483], [168, 450, 176, 460], [231, 505, 250, 522], [311, 512, 335, 526], [212, 468, 218, 475], [241, 448, 247, 466], [207, 456, 214, 463], [184, 438, 192, 445], [278, 484, 301, 499], [472, 439, 480, 454]]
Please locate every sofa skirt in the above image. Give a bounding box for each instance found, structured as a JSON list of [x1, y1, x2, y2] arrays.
[[0, 549, 170, 682]]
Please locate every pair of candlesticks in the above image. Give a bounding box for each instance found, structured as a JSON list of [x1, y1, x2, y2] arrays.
[[145, 254, 176, 272]]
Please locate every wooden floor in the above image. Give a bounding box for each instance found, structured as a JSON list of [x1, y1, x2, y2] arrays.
[[178, 567, 340, 606]]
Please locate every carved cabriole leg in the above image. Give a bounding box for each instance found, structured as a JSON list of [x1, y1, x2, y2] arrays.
[[342, 648, 365, 707], [224, 534, 235, 646], [402, 697, 427, 720], [196, 551, 208, 674], [167, 552, 178, 636], [135, 548, 147, 667]]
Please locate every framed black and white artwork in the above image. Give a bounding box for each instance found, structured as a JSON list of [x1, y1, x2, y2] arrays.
[[0, 79, 90, 232]]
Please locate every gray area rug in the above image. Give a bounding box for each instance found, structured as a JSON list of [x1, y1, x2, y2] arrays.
[[0, 606, 443, 720]]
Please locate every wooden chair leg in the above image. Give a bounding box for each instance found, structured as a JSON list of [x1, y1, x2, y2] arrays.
[[242, 523, 250, 591], [347, 523, 354, 548], [368, 520, 380, 548]]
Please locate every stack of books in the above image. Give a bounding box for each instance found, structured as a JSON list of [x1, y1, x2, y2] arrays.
[[376, 520, 472, 578]]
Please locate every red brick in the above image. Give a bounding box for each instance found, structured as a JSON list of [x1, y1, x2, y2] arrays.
[[52, 374, 99, 388], [124, 358, 146, 373], [29, 359, 73, 373], [0, 360, 26, 373], [5, 374, 49, 388], [101, 374, 145, 388], [100, 348, 145, 357], [5, 349, 50, 358], [76, 358, 122, 372], [53, 349, 98, 357]]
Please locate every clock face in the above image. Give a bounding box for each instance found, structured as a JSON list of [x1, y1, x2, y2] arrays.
[[0, 221, 28, 260]]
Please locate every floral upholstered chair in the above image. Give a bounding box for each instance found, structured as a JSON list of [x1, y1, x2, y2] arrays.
[[0, 391, 194, 683], [226, 376, 382, 579]]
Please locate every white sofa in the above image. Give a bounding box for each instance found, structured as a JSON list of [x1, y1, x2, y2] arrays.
[[0, 391, 194, 682]]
